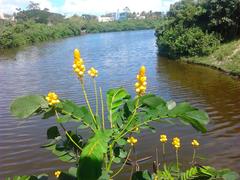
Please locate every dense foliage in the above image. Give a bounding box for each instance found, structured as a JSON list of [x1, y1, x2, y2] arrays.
[[0, 5, 161, 49], [156, 0, 240, 58]]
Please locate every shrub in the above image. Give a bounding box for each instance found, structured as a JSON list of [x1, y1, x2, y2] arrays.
[[157, 26, 220, 58]]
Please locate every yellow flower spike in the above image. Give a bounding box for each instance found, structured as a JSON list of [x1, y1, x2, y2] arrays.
[[172, 137, 181, 149], [45, 92, 60, 106], [160, 134, 167, 143], [73, 49, 85, 78], [192, 139, 200, 148], [54, 170, 61, 178], [74, 49, 80, 59], [135, 66, 147, 96], [127, 136, 138, 146], [88, 67, 98, 78]]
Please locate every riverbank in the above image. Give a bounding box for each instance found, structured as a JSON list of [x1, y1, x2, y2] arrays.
[[181, 39, 240, 77]]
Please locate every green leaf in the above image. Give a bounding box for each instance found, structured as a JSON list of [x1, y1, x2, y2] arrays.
[[168, 103, 209, 133], [222, 171, 240, 180], [47, 126, 60, 139], [10, 95, 48, 119], [77, 130, 112, 180], [132, 170, 152, 180], [168, 102, 196, 117], [68, 167, 77, 177], [42, 108, 55, 119], [141, 94, 166, 108], [56, 114, 72, 123], [61, 100, 95, 125], [59, 172, 77, 180], [107, 88, 130, 125]]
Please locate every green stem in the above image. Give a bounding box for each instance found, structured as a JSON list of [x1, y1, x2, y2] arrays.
[[176, 149, 179, 173], [55, 110, 82, 151], [107, 144, 114, 171], [111, 148, 132, 178], [100, 87, 105, 129], [192, 148, 196, 163], [93, 78, 98, 116], [114, 98, 139, 142], [163, 143, 166, 167], [80, 79, 98, 129]]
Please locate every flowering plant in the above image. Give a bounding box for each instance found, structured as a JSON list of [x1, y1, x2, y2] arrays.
[[10, 49, 238, 180]]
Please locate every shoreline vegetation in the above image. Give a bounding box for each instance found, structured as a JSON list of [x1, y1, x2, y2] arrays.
[[0, 18, 160, 49], [155, 0, 240, 76], [0, 2, 163, 49]]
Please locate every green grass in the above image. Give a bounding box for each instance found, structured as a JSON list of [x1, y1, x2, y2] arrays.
[[181, 39, 240, 75]]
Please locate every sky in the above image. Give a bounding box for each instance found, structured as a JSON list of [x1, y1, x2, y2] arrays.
[[0, 0, 179, 16]]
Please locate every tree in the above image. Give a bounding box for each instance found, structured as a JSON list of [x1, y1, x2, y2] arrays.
[[27, 1, 40, 10]]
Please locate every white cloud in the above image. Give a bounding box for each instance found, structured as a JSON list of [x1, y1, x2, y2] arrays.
[[60, 0, 180, 15], [0, 0, 179, 15]]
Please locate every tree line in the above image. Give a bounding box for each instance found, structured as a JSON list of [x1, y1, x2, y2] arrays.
[[155, 0, 240, 58], [0, 2, 161, 49]]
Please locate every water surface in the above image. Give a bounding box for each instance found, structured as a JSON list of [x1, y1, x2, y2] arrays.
[[0, 30, 239, 179]]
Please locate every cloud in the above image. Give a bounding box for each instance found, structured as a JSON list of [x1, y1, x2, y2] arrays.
[[0, 0, 180, 15], [60, 0, 180, 15]]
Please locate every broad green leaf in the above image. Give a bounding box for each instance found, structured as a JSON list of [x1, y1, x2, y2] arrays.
[[42, 108, 55, 119], [60, 100, 95, 129], [10, 95, 48, 119], [68, 167, 77, 177], [59, 172, 77, 180], [222, 171, 240, 180], [107, 88, 130, 125], [77, 130, 112, 180], [132, 170, 152, 180], [141, 94, 166, 108], [47, 126, 60, 139], [56, 114, 72, 123], [166, 100, 176, 110], [168, 102, 196, 117]]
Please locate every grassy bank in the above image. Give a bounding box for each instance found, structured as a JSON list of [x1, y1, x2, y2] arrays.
[[181, 39, 240, 76]]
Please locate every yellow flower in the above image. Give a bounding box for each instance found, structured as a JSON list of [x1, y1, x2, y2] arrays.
[[192, 139, 200, 148], [172, 137, 181, 149], [88, 67, 98, 78], [127, 136, 138, 146], [132, 127, 139, 132], [73, 49, 86, 78], [135, 66, 147, 96], [45, 92, 60, 106], [54, 170, 61, 178], [160, 134, 167, 143]]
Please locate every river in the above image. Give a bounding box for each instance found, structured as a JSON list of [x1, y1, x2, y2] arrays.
[[0, 30, 239, 179]]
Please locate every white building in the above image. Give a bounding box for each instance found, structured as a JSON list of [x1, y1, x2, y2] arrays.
[[98, 16, 114, 22], [0, 11, 4, 19]]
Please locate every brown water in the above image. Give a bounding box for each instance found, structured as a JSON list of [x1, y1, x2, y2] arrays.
[[0, 30, 239, 179]]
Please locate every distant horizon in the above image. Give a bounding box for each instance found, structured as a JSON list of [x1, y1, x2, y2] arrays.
[[0, 0, 179, 16]]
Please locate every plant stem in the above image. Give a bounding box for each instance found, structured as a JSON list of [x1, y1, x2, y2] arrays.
[[100, 87, 105, 129], [107, 144, 114, 171], [55, 110, 82, 151], [114, 98, 139, 142], [156, 147, 159, 171], [80, 79, 98, 129], [162, 143, 166, 167], [192, 148, 196, 163], [93, 78, 98, 116], [176, 149, 179, 173], [111, 148, 132, 178]]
